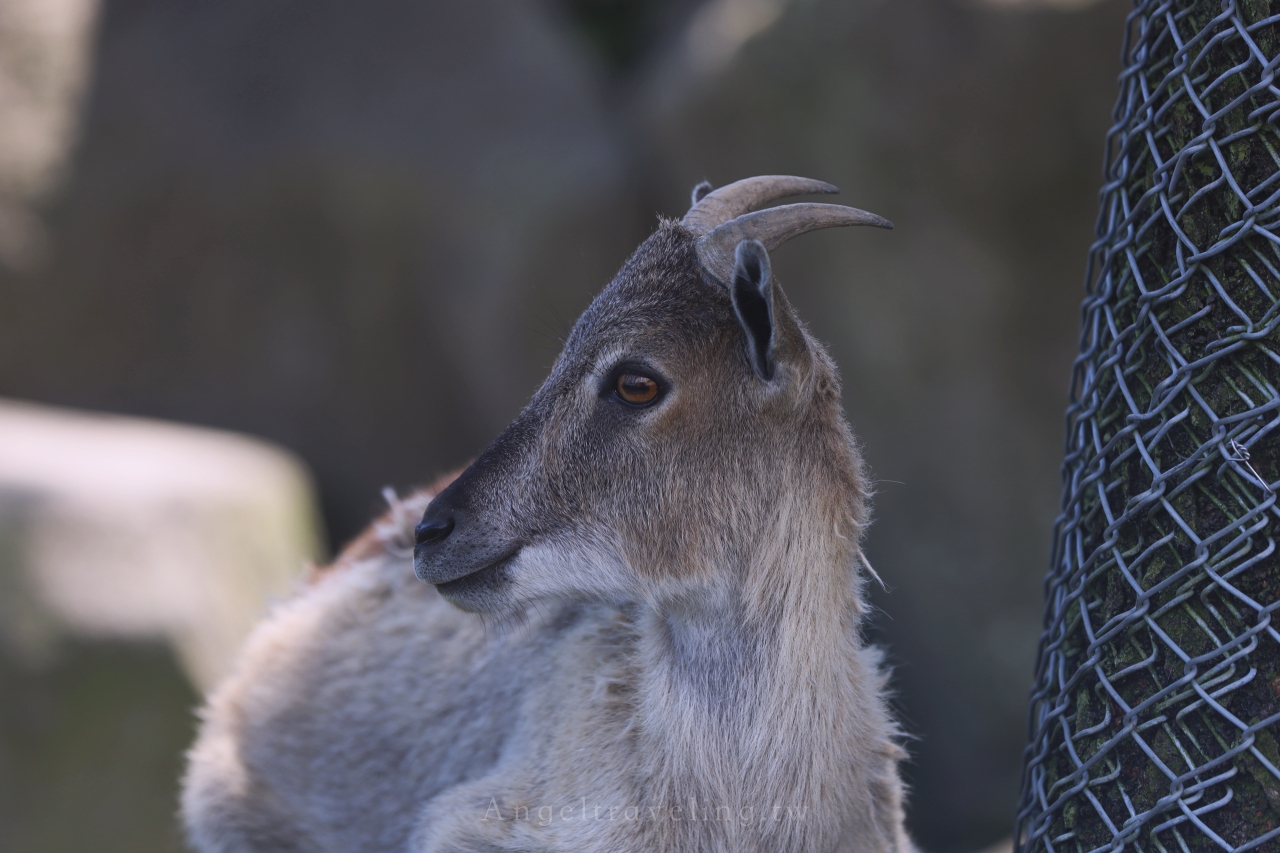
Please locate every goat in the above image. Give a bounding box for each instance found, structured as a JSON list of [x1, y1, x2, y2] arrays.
[[182, 175, 912, 853]]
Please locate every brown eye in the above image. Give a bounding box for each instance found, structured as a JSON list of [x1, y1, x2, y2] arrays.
[[615, 373, 659, 405]]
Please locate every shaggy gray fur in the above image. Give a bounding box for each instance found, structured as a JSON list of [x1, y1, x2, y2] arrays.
[[183, 181, 911, 853]]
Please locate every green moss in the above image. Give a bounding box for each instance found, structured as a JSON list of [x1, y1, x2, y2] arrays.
[[1247, 727, 1280, 812], [0, 641, 198, 853]]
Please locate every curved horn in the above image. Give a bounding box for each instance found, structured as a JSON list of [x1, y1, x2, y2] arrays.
[[696, 203, 893, 283], [682, 175, 838, 236]]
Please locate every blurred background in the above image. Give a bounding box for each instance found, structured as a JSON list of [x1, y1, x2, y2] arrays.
[[0, 0, 1127, 850]]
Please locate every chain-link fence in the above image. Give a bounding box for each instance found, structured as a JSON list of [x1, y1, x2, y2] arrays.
[[1014, 2, 1280, 853]]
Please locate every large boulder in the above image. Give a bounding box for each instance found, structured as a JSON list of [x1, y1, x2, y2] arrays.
[[0, 0, 637, 543], [0, 398, 324, 853], [0, 397, 323, 689]]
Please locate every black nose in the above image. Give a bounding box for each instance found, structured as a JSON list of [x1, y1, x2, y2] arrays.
[[415, 514, 455, 546]]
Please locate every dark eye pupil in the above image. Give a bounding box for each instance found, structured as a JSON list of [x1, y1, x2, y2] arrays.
[[617, 374, 657, 404]]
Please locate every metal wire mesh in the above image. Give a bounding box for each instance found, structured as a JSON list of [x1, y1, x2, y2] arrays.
[[1014, 3, 1280, 853]]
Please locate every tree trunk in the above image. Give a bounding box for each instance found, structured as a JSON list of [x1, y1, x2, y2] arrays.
[[1016, 2, 1280, 852]]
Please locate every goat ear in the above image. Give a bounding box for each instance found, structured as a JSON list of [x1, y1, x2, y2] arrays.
[[730, 239, 775, 381], [690, 180, 714, 207]]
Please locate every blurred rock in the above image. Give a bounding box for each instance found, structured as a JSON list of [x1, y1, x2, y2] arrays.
[[638, 0, 1126, 848], [0, 640, 195, 853], [0, 0, 638, 543], [0, 0, 99, 270], [0, 397, 323, 690]]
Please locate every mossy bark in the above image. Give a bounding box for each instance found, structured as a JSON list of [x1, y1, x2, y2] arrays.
[[1021, 3, 1280, 852]]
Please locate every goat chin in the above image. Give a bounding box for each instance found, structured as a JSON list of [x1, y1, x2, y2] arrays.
[[182, 177, 914, 853]]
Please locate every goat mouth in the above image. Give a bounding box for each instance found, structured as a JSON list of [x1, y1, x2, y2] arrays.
[[433, 549, 520, 603]]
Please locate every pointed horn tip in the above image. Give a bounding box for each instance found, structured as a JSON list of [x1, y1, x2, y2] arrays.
[[845, 207, 892, 229], [815, 204, 894, 230]]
